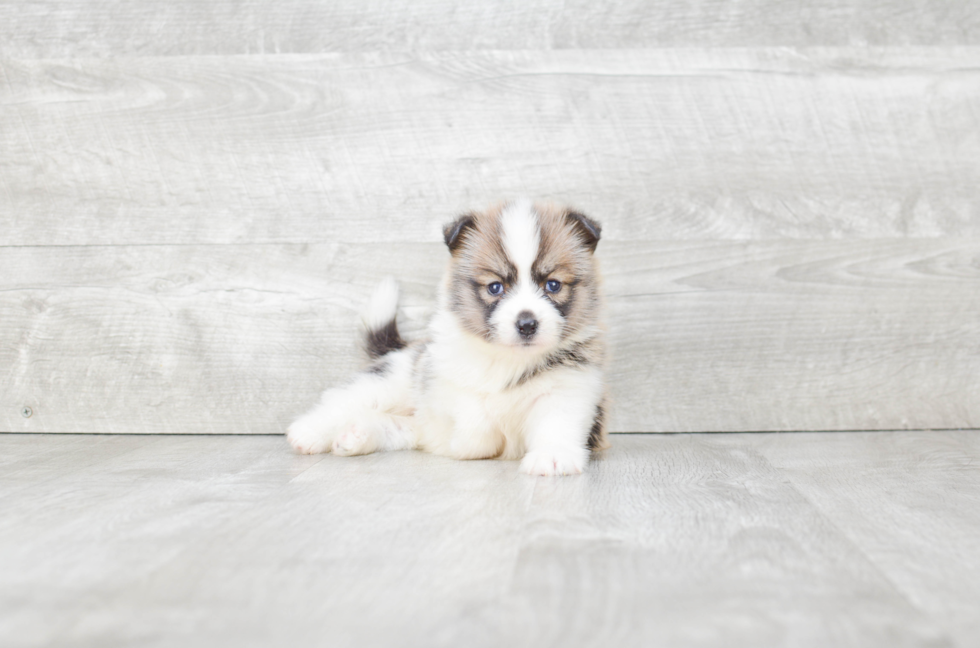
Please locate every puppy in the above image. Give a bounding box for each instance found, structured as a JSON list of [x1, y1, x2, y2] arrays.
[[287, 199, 609, 475]]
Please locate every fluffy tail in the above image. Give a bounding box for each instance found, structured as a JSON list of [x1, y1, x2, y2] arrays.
[[362, 277, 406, 360]]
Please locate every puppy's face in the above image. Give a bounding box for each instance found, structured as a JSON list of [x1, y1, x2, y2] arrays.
[[443, 200, 602, 353]]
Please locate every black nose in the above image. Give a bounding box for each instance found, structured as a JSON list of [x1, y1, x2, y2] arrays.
[[516, 312, 538, 339]]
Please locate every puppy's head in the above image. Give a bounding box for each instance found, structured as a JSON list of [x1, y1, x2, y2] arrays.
[[442, 200, 602, 352]]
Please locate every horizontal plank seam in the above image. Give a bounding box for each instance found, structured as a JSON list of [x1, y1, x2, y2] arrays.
[[613, 428, 980, 434], [4, 235, 979, 250], [3, 429, 978, 437]]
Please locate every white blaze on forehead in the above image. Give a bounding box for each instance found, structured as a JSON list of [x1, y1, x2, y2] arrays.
[[491, 201, 564, 349], [500, 200, 540, 281]]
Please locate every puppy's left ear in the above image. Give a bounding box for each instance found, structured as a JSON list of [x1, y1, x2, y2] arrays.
[[567, 211, 601, 253]]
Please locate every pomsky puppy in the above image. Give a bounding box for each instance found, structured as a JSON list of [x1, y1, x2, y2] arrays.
[[286, 199, 609, 475]]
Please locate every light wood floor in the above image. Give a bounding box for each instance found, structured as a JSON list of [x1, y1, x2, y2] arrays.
[[2, 432, 978, 648]]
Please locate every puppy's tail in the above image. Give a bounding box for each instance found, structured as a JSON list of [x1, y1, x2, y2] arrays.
[[362, 277, 406, 360]]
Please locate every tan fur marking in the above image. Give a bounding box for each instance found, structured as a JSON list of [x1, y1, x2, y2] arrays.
[[532, 203, 603, 344], [442, 201, 609, 454], [445, 204, 514, 340]]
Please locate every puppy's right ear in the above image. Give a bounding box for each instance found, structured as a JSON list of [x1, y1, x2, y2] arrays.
[[443, 214, 476, 255]]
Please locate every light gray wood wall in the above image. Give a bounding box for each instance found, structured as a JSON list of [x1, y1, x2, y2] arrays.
[[2, 1, 979, 56], [2, 3, 978, 434]]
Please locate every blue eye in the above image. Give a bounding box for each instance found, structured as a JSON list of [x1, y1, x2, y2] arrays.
[[487, 282, 504, 296], [545, 279, 562, 293]]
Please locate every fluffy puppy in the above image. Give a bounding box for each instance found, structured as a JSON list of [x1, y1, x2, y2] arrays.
[[287, 199, 609, 475]]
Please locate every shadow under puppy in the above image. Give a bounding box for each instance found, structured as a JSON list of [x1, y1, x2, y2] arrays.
[[287, 199, 609, 475]]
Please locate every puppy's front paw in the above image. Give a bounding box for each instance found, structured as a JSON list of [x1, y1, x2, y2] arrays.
[[286, 418, 333, 455], [332, 425, 375, 456], [520, 447, 587, 476]]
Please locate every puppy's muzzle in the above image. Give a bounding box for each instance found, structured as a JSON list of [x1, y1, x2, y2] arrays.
[[516, 311, 538, 341]]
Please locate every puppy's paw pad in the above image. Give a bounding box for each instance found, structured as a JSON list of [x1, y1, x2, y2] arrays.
[[286, 421, 332, 455], [520, 448, 587, 476], [332, 425, 371, 456]]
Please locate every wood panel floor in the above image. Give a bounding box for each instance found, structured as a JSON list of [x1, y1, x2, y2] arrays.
[[2, 432, 978, 647]]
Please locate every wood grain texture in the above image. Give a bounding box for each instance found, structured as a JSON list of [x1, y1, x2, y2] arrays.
[[1, 0, 979, 58], [753, 431, 980, 648], [3, 239, 978, 434], [3, 432, 977, 647], [2, 49, 979, 246]]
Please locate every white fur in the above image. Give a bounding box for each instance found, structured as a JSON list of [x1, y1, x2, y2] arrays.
[[500, 199, 539, 277], [492, 201, 563, 350], [286, 348, 416, 456], [362, 276, 399, 331], [287, 202, 604, 476], [489, 283, 563, 350]]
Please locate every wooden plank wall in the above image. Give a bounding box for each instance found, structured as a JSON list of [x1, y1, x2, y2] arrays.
[[2, 2, 978, 434]]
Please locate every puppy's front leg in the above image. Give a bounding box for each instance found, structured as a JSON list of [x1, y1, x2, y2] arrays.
[[448, 395, 505, 460], [520, 370, 603, 476]]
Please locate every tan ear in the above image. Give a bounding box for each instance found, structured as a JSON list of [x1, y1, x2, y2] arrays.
[[566, 211, 601, 253], [443, 214, 476, 254]]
